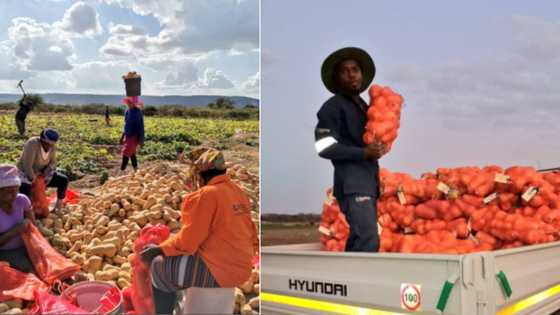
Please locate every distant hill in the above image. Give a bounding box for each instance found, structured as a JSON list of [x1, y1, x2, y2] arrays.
[[0, 93, 259, 108]]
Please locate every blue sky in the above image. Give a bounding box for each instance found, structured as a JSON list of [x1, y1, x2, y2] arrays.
[[0, 0, 259, 97], [261, 1, 560, 214]]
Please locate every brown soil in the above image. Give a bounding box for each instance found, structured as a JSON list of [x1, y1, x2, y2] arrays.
[[262, 223, 320, 246]]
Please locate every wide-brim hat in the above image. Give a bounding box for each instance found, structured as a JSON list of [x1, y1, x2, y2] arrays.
[[321, 47, 375, 94]]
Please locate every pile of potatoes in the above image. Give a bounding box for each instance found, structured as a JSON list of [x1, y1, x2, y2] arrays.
[[0, 300, 23, 314], [234, 267, 260, 315], [122, 71, 141, 80], [31, 161, 260, 313], [37, 163, 191, 289]]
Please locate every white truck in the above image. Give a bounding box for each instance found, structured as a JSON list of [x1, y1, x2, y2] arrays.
[[261, 241, 560, 314], [262, 168, 560, 314]]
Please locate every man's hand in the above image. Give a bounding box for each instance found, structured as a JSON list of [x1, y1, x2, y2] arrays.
[[119, 134, 125, 145], [364, 142, 387, 160], [140, 244, 163, 265]]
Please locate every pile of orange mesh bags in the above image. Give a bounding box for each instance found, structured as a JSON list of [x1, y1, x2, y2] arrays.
[[319, 166, 560, 254]]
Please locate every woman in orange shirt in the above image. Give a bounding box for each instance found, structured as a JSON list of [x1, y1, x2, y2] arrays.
[[141, 148, 259, 313]]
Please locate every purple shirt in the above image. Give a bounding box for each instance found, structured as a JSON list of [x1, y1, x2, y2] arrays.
[[0, 194, 31, 250]]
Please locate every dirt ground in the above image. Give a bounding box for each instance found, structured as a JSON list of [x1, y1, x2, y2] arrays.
[[261, 222, 320, 246]]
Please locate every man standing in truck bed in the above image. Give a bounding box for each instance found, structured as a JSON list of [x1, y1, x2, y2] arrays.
[[314, 47, 386, 252]]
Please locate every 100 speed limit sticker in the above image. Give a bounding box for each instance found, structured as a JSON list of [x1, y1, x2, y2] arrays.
[[400, 283, 422, 311]]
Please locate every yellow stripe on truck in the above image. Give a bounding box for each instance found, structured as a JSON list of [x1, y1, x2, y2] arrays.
[[497, 283, 560, 315], [261, 292, 407, 315], [263, 282, 560, 315]]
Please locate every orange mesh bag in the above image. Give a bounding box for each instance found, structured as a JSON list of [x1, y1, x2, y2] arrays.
[[21, 224, 80, 284], [0, 262, 48, 302], [31, 175, 49, 217]]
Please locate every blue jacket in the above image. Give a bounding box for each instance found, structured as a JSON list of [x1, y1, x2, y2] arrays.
[[124, 107, 144, 143], [314, 94, 380, 200]]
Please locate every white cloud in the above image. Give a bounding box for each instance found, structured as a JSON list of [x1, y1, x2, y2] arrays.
[[164, 60, 199, 86], [26, 71, 73, 92], [100, 46, 131, 57], [1, 2, 103, 75], [100, 0, 258, 55], [99, 32, 155, 57], [387, 61, 560, 131], [138, 53, 210, 73], [241, 71, 259, 94], [100, 23, 160, 58], [7, 17, 74, 72], [160, 61, 236, 91], [197, 68, 234, 89], [109, 23, 145, 36], [72, 61, 133, 91], [0, 1, 257, 96], [384, 15, 560, 131], [0, 43, 30, 80], [139, 52, 238, 90], [138, 55, 177, 71], [511, 15, 560, 63], [54, 1, 103, 37], [101, 0, 182, 26], [96, 0, 258, 95], [168, 0, 259, 54], [0, 2, 103, 74]]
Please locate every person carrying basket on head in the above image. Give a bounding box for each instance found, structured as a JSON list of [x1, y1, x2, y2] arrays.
[[120, 72, 145, 173]]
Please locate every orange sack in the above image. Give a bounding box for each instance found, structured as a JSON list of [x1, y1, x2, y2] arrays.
[[21, 224, 80, 284], [31, 175, 49, 218], [321, 166, 560, 254], [0, 262, 49, 302], [363, 84, 404, 153]]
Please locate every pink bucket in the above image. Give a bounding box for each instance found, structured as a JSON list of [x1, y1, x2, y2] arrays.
[[62, 281, 123, 315]]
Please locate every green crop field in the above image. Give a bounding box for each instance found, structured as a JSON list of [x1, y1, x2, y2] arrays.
[[0, 111, 259, 180]]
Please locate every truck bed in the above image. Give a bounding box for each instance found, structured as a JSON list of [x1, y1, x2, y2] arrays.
[[261, 242, 560, 315]]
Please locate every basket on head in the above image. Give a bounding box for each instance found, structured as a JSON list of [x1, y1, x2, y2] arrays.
[[124, 77, 141, 96]]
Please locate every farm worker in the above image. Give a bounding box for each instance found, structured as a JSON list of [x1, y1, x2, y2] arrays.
[[140, 148, 259, 314], [17, 128, 69, 211], [0, 164, 36, 273], [14, 95, 39, 136], [314, 47, 387, 252], [177, 146, 186, 163], [120, 96, 144, 173], [105, 105, 111, 126]]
